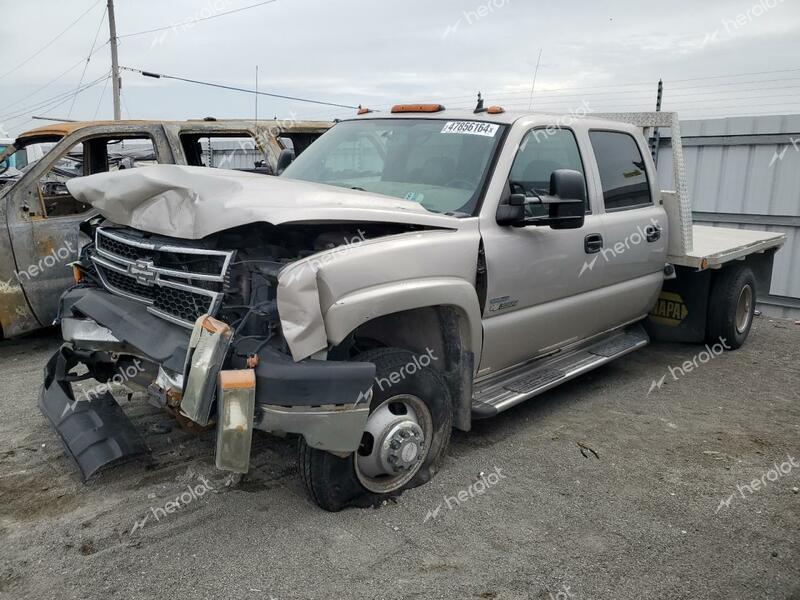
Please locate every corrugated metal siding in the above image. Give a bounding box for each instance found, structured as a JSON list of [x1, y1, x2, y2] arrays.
[[656, 114, 800, 319], [203, 139, 264, 170]]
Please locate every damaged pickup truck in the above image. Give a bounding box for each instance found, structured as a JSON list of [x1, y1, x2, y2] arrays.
[[0, 118, 329, 338], [40, 107, 785, 511]]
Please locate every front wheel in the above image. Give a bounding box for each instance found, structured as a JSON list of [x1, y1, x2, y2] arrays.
[[299, 347, 452, 511]]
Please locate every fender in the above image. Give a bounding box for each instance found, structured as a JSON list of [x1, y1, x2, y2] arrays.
[[276, 225, 482, 362], [323, 277, 483, 364]]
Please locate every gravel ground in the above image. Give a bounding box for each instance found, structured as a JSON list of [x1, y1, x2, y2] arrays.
[[0, 317, 798, 600]]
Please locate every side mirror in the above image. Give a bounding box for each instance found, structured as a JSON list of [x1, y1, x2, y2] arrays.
[[545, 169, 586, 230], [276, 148, 295, 175], [495, 191, 525, 225]]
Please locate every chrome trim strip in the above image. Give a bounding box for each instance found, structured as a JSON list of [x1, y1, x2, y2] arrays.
[[96, 228, 233, 280], [147, 306, 195, 329], [95, 246, 227, 283], [92, 256, 155, 305]]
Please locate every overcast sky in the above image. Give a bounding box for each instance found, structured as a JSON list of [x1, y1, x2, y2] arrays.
[[2, 0, 800, 136]]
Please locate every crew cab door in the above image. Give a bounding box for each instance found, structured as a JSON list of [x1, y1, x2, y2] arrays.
[[6, 126, 172, 328], [587, 129, 667, 331], [478, 126, 610, 377]]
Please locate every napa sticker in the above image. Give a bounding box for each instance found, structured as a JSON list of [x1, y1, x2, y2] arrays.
[[441, 121, 499, 137], [649, 291, 689, 326]]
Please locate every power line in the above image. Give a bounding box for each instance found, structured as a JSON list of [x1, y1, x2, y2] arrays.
[[0, 0, 103, 81], [0, 43, 107, 114], [4, 75, 109, 127], [118, 0, 278, 38], [68, 5, 108, 118], [668, 66, 800, 83], [5, 75, 108, 132], [2, 73, 111, 123], [432, 68, 800, 104], [121, 66, 359, 109], [0, 54, 110, 121], [93, 76, 110, 119]]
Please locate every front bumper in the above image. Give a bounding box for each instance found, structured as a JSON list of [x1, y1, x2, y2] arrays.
[[41, 287, 376, 479], [39, 347, 149, 480]]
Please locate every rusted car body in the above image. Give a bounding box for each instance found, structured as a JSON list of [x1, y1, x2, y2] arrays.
[[0, 119, 330, 338]]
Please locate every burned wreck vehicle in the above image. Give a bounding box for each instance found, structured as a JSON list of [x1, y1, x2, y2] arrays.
[[0, 118, 330, 339]]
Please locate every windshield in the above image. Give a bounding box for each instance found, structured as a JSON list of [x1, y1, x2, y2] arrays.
[[281, 118, 505, 216]]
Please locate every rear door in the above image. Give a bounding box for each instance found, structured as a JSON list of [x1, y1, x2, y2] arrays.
[[587, 128, 668, 329]]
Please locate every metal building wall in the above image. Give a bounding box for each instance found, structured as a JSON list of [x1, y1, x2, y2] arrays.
[[656, 115, 800, 319]]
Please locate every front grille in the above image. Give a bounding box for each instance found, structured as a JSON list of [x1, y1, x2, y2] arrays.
[[91, 227, 234, 328]]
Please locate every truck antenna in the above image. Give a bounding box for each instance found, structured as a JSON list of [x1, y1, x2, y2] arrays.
[[528, 48, 543, 111], [474, 92, 485, 113]]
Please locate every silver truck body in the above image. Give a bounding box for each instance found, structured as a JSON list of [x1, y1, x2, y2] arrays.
[[38, 109, 785, 509]]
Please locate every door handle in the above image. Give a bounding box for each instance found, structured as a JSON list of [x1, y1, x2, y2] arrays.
[[584, 233, 603, 254], [645, 225, 662, 242]]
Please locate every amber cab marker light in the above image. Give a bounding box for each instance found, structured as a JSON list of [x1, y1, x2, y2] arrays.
[[357, 106, 372, 115], [391, 103, 446, 113], [72, 265, 82, 283], [486, 106, 505, 114]]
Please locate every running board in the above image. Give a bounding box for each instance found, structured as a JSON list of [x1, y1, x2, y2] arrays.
[[472, 324, 649, 418]]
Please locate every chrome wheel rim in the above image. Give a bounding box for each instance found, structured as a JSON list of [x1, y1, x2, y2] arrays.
[[735, 284, 753, 334], [354, 394, 433, 494]]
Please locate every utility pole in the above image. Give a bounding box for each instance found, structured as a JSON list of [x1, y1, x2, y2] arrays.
[[107, 0, 121, 120]]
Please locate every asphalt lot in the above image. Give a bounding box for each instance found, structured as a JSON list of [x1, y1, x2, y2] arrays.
[[0, 317, 798, 600]]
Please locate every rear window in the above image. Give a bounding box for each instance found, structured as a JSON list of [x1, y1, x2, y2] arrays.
[[589, 131, 651, 211]]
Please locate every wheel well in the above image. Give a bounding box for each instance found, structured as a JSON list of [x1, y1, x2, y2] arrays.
[[336, 306, 474, 432]]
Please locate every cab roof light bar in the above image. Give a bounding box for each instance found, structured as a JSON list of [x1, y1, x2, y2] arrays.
[[390, 103, 446, 113]]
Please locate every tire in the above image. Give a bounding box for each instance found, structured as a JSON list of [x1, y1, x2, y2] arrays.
[[299, 347, 453, 511], [706, 265, 756, 350]]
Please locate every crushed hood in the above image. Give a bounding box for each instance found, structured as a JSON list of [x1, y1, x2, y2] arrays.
[[66, 164, 459, 239]]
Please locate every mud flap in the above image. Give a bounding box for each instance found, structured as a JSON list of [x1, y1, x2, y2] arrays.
[[38, 349, 149, 480]]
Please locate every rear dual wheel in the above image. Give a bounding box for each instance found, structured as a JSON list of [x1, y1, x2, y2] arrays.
[[299, 348, 452, 511], [707, 265, 757, 350]]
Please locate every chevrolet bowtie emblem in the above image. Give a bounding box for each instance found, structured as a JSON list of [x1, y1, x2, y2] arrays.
[[127, 259, 157, 286]]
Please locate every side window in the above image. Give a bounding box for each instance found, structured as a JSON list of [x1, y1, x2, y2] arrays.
[[509, 128, 586, 217], [37, 142, 87, 217], [589, 131, 651, 211], [180, 133, 266, 172], [38, 135, 158, 218]]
